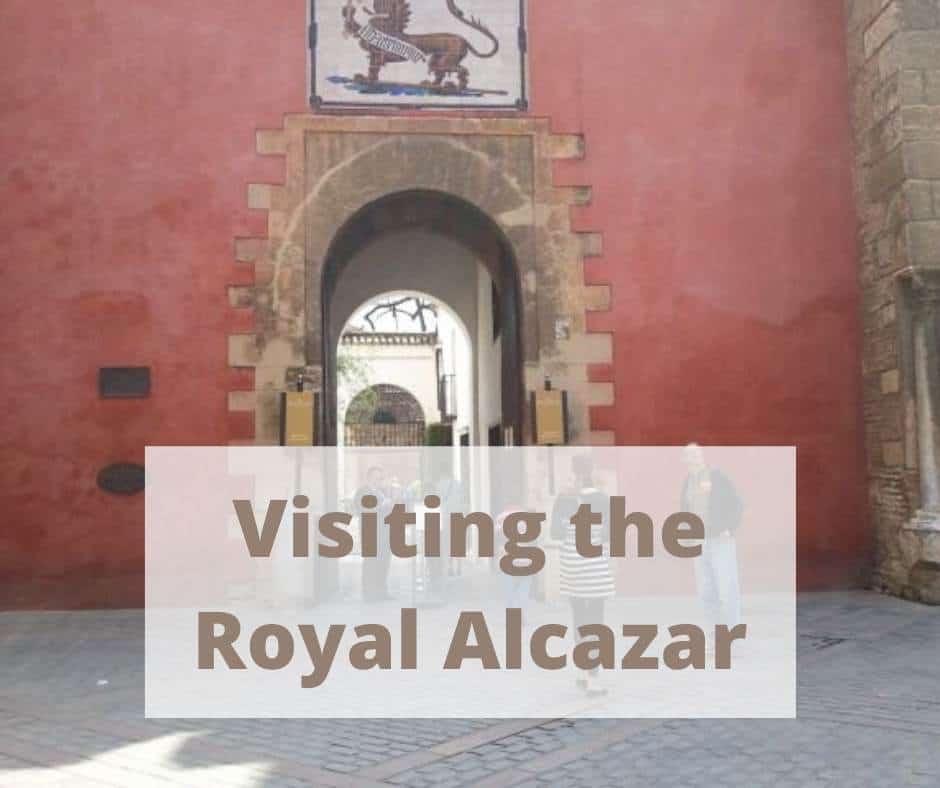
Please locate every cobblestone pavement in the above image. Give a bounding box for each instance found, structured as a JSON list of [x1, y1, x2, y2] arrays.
[[0, 592, 938, 787]]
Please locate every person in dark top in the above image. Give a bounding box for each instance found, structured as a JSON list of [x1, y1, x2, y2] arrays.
[[680, 444, 743, 639], [354, 466, 392, 602]]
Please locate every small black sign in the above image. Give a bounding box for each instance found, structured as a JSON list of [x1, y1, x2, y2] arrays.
[[99, 367, 150, 399], [97, 463, 145, 496]]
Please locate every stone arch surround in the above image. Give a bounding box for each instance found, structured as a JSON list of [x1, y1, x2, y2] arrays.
[[227, 115, 613, 446]]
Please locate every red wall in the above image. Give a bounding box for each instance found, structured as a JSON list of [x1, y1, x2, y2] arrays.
[[0, 1, 866, 608]]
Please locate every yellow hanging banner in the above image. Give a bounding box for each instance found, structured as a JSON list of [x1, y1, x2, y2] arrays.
[[281, 391, 317, 446], [533, 389, 567, 446]]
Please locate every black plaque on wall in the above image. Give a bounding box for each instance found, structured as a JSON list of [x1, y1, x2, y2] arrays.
[[99, 367, 151, 399], [97, 463, 146, 496]]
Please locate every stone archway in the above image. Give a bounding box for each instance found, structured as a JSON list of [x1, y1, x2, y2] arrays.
[[321, 189, 523, 446], [227, 116, 614, 447]]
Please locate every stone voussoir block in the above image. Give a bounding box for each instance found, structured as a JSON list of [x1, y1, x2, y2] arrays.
[[559, 332, 613, 365], [589, 430, 616, 447], [228, 334, 262, 367], [546, 134, 585, 160], [864, 3, 902, 60], [846, 0, 895, 35], [256, 129, 288, 156], [583, 285, 612, 312], [247, 183, 275, 211], [586, 382, 615, 407], [577, 232, 603, 258], [234, 237, 268, 263], [228, 286, 256, 309], [227, 391, 257, 413]]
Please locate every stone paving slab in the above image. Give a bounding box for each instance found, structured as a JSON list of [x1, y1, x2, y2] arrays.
[[0, 592, 938, 786]]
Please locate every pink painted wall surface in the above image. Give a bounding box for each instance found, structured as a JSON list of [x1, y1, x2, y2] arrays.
[[0, 1, 865, 607]]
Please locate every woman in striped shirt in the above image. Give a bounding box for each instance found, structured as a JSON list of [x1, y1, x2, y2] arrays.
[[554, 455, 615, 695]]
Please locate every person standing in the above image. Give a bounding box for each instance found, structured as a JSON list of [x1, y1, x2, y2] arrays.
[[354, 466, 393, 602], [497, 504, 533, 619], [680, 444, 743, 639], [556, 455, 615, 695]]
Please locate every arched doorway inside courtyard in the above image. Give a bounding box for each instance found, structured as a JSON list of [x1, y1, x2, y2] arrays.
[[320, 190, 524, 447], [344, 383, 426, 447]]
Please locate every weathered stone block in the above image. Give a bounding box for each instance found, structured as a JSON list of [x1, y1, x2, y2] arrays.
[[876, 224, 908, 270], [589, 431, 616, 447], [577, 233, 603, 258], [903, 179, 935, 218], [247, 183, 273, 211], [256, 130, 287, 155], [899, 0, 940, 31], [228, 286, 255, 309], [583, 285, 611, 312], [884, 440, 906, 465], [881, 368, 901, 393], [558, 333, 613, 365], [867, 3, 902, 58], [902, 30, 940, 69], [902, 105, 940, 139], [880, 302, 898, 325], [846, 0, 895, 35], [546, 135, 584, 160], [908, 560, 940, 603], [268, 210, 288, 238], [234, 237, 267, 263], [925, 69, 940, 102], [871, 71, 901, 125], [850, 60, 882, 136], [878, 32, 904, 78], [906, 219, 940, 264], [227, 391, 257, 412], [870, 110, 904, 159], [868, 144, 906, 197], [931, 180, 940, 210], [254, 263, 275, 287], [905, 140, 940, 176], [228, 334, 261, 366], [900, 68, 926, 102], [586, 383, 615, 407]]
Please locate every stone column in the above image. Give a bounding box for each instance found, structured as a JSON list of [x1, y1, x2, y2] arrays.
[[908, 272, 940, 526]]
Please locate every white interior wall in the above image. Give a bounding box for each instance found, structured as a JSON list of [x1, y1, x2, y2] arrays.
[[337, 342, 441, 426], [330, 227, 502, 446], [329, 229, 479, 344]]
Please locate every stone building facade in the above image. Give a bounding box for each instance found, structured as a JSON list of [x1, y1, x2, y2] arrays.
[[845, 0, 940, 602], [1, 1, 907, 607]]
